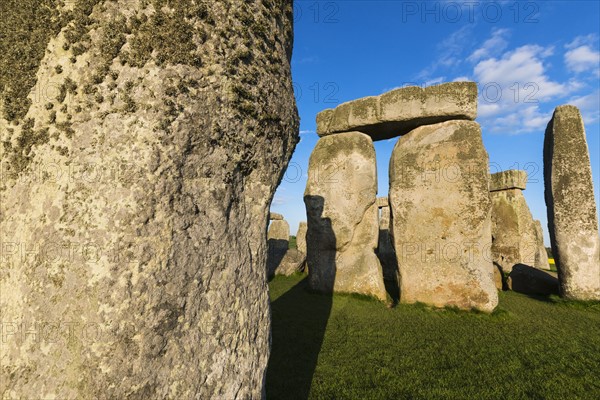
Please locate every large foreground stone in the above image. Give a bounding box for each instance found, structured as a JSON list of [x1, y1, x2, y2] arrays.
[[316, 82, 477, 141], [304, 131, 387, 300], [389, 120, 498, 312], [0, 1, 298, 398], [544, 105, 600, 300], [490, 170, 540, 273]]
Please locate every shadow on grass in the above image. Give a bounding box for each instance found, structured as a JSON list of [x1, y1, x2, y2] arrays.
[[266, 195, 334, 400], [508, 264, 560, 303], [266, 278, 332, 400]]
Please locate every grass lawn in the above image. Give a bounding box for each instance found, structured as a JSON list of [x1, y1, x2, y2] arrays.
[[266, 274, 600, 400]]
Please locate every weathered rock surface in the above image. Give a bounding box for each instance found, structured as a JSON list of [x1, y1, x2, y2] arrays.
[[316, 82, 477, 141], [389, 120, 498, 312], [0, 1, 298, 398], [544, 105, 600, 300], [490, 170, 539, 273], [269, 212, 284, 220], [304, 131, 387, 300], [267, 220, 290, 277], [274, 248, 306, 276], [508, 264, 559, 296], [490, 169, 528, 191], [296, 221, 307, 255]]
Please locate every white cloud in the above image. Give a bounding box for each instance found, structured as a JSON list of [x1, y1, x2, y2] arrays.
[[293, 55, 320, 65], [299, 130, 315, 134], [410, 30, 598, 134], [565, 45, 600, 74], [478, 103, 502, 118], [568, 91, 600, 124], [415, 25, 474, 81], [272, 194, 291, 206], [452, 76, 470, 82], [473, 45, 580, 134], [468, 28, 510, 63], [424, 77, 445, 86], [566, 34, 598, 50], [474, 45, 572, 102], [483, 104, 551, 134]]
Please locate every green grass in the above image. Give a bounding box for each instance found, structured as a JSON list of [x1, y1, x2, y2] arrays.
[[288, 235, 297, 249], [267, 274, 600, 400]]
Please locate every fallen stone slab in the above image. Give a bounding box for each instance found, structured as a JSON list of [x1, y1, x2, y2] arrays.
[[544, 105, 600, 300], [316, 82, 477, 141], [508, 264, 559, 296]]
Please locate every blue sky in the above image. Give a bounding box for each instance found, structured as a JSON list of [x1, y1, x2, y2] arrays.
[[271, 0, 600, 245]]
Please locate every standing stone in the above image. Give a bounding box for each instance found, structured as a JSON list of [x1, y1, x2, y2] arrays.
[[377, 206, 398, 282], [268, 220, 290, 242], [533, 220, 550, 271], [389, 120, 498, 312], [490, 170, 539, 273], [267, 219, 290, 277], [544, 105, 600, 300], [304, 131, 387, 301], [0, 1, 298, 398], [296, 221, 307, 255], [274, 248, 306, 276]]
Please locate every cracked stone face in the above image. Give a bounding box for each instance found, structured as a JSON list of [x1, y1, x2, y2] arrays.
[[0, 1, 298, 398]]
